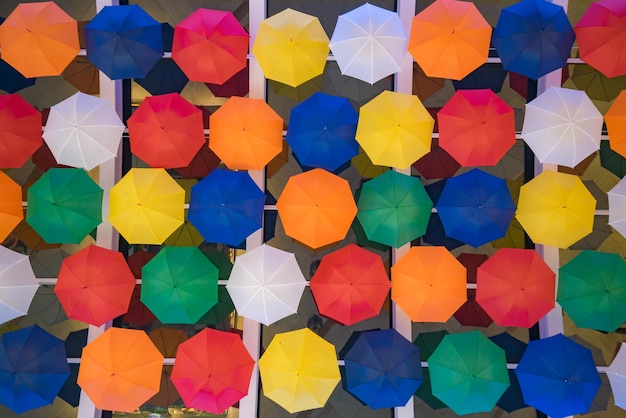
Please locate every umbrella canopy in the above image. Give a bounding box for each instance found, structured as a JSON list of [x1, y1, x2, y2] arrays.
[[453, 253, 492, 328], [136, 58, 189, 95], [197, 251, 235, 325], [252, 8, 329, 87], [62, 56, 99, 95], [309, 243, 390, 326], [476, 248, 555, 328], [174, 147, 221, 179], [356, 170, 433, 248], [0, 93, 42, 169], [122, 251, 157, 327], [391, 246, 466, 322], [226, 244, 306, 326], [609, 176, 626, 238], [515, 333, 601, 417], [0, 172, 22, 242], [329, 3, 407, 84], [516, 170, 596, 248], [141, 247, 218, 324], [0, 2, 79, 78], [452, 63, 509, 92], [26, 168, 103, 244], [412, 138, 460, 179], [109, 168, 185, 245], [409, 0, 492, 80], [43, 92, 125, 170], [0, 245, 39, 324], [356, 90, 434, 169], [521, 86, 603, 168], [172, 8, 248, 84], [607, 342, 626, 410], [569, 64, 626, 102], [276, 168, 357, 249], [0, 59, 35, 93], [78, 327, 164, 413], [171, 328, 254, 413], [438, 89, 516, 167], [606, 90, 626, 158], [206, 65, 249, 98], [258, 328, 340, 413]]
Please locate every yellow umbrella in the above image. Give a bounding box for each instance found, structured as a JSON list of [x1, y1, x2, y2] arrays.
[[252, 8, 329, 87], [259, 328, 340, 414], [356, 91, 434, 169], [109, 168, 184, 245], [516, 171, 596, 249]]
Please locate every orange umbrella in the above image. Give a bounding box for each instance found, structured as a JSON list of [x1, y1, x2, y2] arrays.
[[606, 90, 626, 158], [276, 168, 357, 249], [391, 246, 467, 322], [0, 171, 22, 243]]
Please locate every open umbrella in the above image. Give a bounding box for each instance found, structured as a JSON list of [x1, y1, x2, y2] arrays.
[[122, 251, 157, 327], [606, 90, 626, 158], [62, 56, 99, 95], [609, 176, 626, 238], [259, 328, 340, 413], [412, 63, 445, 101], [607, 342, 626, 410], [412, 138, 460, 179], [146, 327, 186, 407], [206, 65, 249, 98], [174, 146, 221, 179], [0, 59, 35, 93], [135, 58, 188, 95], [452, 63, 508, 92], [0, 93, 42, 169], [197, 251, 235, 325], [569, 64, 626, 102], [453, 253, 492, 327], [0, 245, 39, 325], [0, 172, 22, 243]]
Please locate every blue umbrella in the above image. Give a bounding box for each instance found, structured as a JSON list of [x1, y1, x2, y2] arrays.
[[0, 325, 70, 413], [452, 63, 508, 92], [286, 92, 359, 172], [135, 58, 189, 95], [344, 329, 423, 409], [493, 0, 575, 80], [515, 333, 601, 417], [435, 169, 516, 248], [84, 4, 163, 80], [0, 60, 35, 93], [188, 168, 266, 247]]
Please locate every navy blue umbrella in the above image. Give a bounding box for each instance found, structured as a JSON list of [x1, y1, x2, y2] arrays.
[[135, 59, 189, 95], [452, 63, 508, 92], [0, 60, 35, 93]]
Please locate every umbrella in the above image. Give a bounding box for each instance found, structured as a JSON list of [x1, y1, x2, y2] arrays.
[[43, 92, 125, 170], [438, 89, 516, 167], [453, 253, 492, 327], [84, 4, 163, 80], [600, 140, 626, 178], [122, 251, 157, 327], [109, 168, 185, 245], [351, 147, 389, 179], [428, 331, 510, 415], [391, 246, 466, 322], [412, 138, 460, 179], [171, 328, 255, 413], [476, 248, 555, 328], [146, 327, 186, 407], [409, 0, 492, 80], [0, 2, 79, 78], [258, 328, 340, 413], [0, 93, 42, 169], [356, 170, 433, 248], [451, 63, 508, 92], [569, 64, 626, 102], [607, 342, 626, 410], [329, 3, 407, 84], [0, 172, 22, 243], [135, 58, 189, 95], [0, 245, 39, 324], [62, 56, 99, 95], [609, 176, 626, 238], [188, 168, 265, 247], [252, 8, 329, 87], [141, 247, 218, 324], [209, 96, 283, 170], [309, 243, 390, 326], [197, 251, 235, 325], [515, 333, 601, 417], [276, 168, 357, 249], [206, 65, 249, 98], [0, 59, 35, 93], [515, 170, 596, 248], [412, 63, 445, 101], [226, 244, 306, 326], [78, 327, 164, 413], [286, 92, 359, 172], [26, 168, 103, 244], [27, 285, 68, 326], [0, 325, 69, 414], [606, 90, 626, 158], [174, 147, 221, 179], [344, 329, 422, 409], [127, 92, 205, 168], [493, 0, 575, 80], [557, 250, 626, 332], [172, 8, 248, 84], [55, 245, 135, 326]]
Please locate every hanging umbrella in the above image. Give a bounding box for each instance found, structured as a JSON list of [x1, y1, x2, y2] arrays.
[[209, 96, 283, 170], [412, 63, 445, 101], [412, 138, 460, 179], [309, 243, 390, 326], [197, 251, 235, 325], [0, 2, 79, 78], [609, 176, 626, 238], [43, 92, 125, 170], [26, 168, 103, 244], [146, 327, 186, 407], [409, 0, 492, 80], [276, 168, 357, 249], [0, 93, 42, 169], [252, 8, 329, 87], [0, 172, 22, 243], [569, 64, 626, 102], [607, 342, 626, 410], [174, 147, 221, 179], [141, 247, 218, 324], [109, 168, 185, 245], [0, 59, 35, 93], [78, 327, 164, 413], [258, 328, 340, 413], [451, 63, 508, 92], [515, 333, 601, 417], [121, 251, 157, 327], [0, 245, 39, 324], [62, 56, 99, 95], [206, 65, 249, 98], [516, 170, 596, 248], [226, 244, 306, 326], [453, 253, 492, 327], [352, 147, 389, 179], [606, 90, 626, 158], [356, 170, 433, 248], [391, 246, 466, 322], [135, 58, 189, 95], [27, 285, 68, 326], [171, 328, 254, 413]]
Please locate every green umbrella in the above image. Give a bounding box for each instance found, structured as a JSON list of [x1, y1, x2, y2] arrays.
[[141, 247, 219, 324], [356, 170, 433, 248], [557, 250, 626, 332], [414, 330, 449, 410], [197, 251, 235, 325], [599, 140, 626, 178], [26, 168, 103, 244], [568, 64, 626, 103], [428, 331, 510, 415], [415, 369, 448, 411]]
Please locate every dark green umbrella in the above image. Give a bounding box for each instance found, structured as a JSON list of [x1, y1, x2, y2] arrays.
[[414, 330, 449, 410], [197, 251, 235, 325], [600, 140, 626, 178]]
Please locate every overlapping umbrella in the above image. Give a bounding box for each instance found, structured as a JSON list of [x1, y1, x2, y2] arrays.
[[0, 172, 22, 243], [607, 342, 626, 410], [0, 245, 39, 325], [135, 58, 188, 95], [605, 90, 626, 158], [123, 251, 157, 327], [0, 93, 42, 169]]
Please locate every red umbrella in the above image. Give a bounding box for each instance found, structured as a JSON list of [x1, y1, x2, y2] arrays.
[[174, 147, 221, 179], [412, 138, 460, 179], [122, 250, 157, 327], [0, 94, 43, 169], [171, 328, 255, 414], [310, 243, 390, 326], [453, 253, 492, 327], [206, 65, 249, 98]]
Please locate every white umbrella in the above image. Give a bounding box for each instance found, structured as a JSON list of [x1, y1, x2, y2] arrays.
[[521, 86, 603, 168], [0, 245, 39, 324], [329, 3, 408, 84], [607, 342, 626, 410], [608, 176, 626, 238], [43, 92, 125, 171], [226, 244, 306, 326]]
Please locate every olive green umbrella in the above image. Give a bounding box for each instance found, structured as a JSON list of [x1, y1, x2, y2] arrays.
[[197, 250, 235, 325]]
